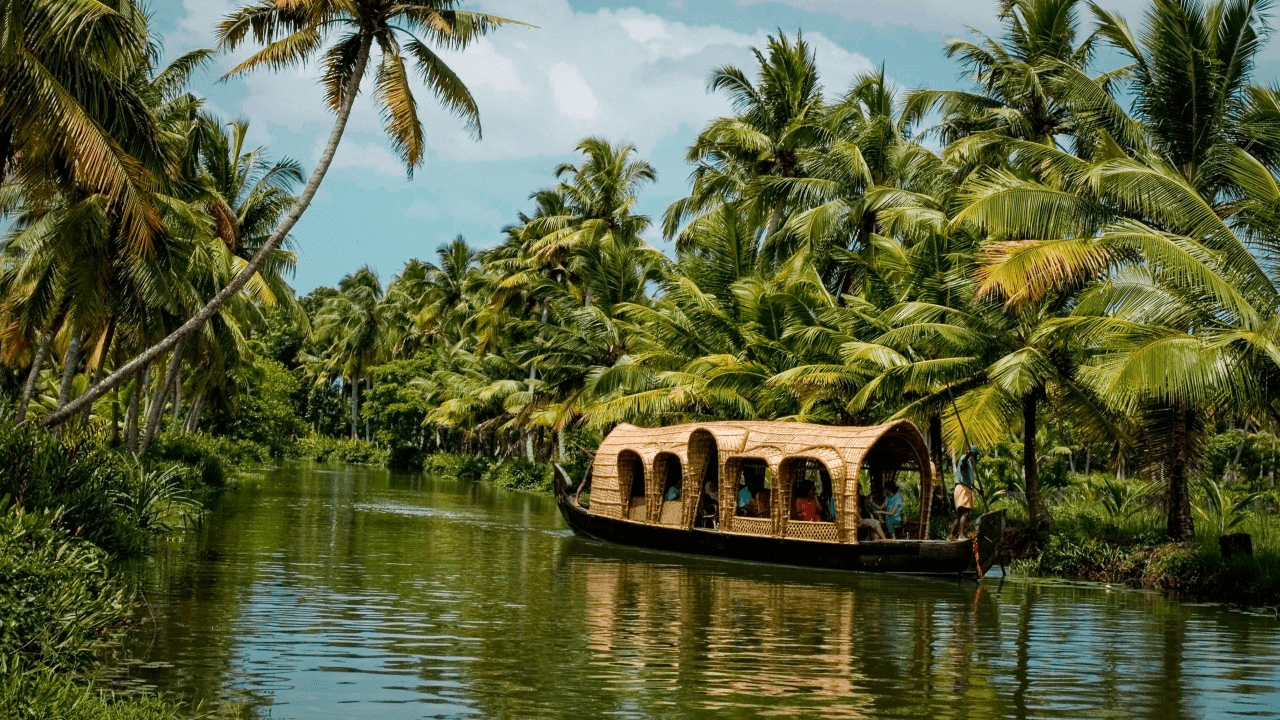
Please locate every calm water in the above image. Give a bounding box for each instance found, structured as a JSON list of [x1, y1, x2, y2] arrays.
[[102, 462, 1280, 719]]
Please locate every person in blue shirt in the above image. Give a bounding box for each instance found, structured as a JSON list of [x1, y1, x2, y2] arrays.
[[880, 480, 904, 538], [736, 467, 769, 517]]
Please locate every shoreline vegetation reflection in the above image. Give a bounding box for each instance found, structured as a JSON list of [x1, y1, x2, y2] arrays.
[[101, 463, 1280, 720]]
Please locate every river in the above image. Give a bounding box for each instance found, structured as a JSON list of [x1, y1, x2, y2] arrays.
[[102, 461, 1280, 719]]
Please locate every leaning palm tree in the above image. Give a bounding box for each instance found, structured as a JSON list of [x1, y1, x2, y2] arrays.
[[41, 0, 527, 428]]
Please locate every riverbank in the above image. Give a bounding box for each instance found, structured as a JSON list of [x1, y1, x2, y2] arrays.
[[0, 421, 257, 719], [283, 438, 560, 492], [364, 446, 1280, 607], [979, 471, 1280, 607], [1004, 515, 1280, 607]]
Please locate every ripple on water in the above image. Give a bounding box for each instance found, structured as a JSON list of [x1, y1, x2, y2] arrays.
[[101, 463, 1280, 720]]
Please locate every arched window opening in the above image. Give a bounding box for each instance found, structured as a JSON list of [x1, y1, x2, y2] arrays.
[[733, 458, 771, 518], [782, 457, 840, 543], [618, 450, 646, 522], [857, 426, 933, 540], [691, 430, 720, 529], [656, 453, 684, 526]]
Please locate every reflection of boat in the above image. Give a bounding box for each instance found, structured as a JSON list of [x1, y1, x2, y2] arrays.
[[554, 420, 1004, 577]]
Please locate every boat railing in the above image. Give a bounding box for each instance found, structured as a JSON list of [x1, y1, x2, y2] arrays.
[[727, 516, 772, 536], [785, 520, 840, 543], [658, 500, 683, 526]]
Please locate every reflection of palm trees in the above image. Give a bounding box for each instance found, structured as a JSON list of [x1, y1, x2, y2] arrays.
[[1156, 609, 1192, 720], [1012, 582, 1036, 720]]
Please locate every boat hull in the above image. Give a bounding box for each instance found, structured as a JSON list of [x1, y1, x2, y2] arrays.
[[554, 471, 1004, 577]]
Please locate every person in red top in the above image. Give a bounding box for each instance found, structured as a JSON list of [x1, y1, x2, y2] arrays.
[[792, 479, 822, 521]]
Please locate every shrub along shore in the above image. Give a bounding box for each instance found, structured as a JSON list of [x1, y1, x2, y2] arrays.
[[0, 419, 247, 720]]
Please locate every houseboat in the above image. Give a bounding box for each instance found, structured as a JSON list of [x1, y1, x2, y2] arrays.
[[554, 419, 1004, 577]]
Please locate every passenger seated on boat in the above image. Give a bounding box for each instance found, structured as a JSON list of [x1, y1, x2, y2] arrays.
[[664, 475, 681, 501], [791, 480, 821, 522], [879, 480, 904, 538], [738, 475, 771, 517], [697, 478, 719, 528], [857, 493, 888, 541]]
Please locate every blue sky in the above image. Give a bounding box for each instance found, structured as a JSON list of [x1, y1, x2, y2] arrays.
[[151, 0, 1175, 293]]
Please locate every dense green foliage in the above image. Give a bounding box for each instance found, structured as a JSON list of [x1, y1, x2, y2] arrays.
[[267, 0, 1280, 558], [3, 0, 1280, 661], [0, 421, 231, 719], [0, 504, 131, 672], [0, 418, 206, 556]]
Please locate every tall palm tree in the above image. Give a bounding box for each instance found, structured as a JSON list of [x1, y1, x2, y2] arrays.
[[312, 267, 391, 438], [416, 236, 482, 344], [950, 0, 1280, 540], [663, 32, 827, 243], [41, 0, 526, 428], [522, 137, 657, 305], [907, 0, 1096, 153]]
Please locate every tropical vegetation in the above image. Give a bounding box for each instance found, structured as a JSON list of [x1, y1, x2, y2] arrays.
[[5, 5, 1280, 687]]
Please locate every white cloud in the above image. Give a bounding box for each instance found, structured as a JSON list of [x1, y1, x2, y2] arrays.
[[621, 16, 673, 44], [547, 62, 601, 121], [413, 0, 874, 162], [733, 0, 1152, 35], [167, 0, 237, 53], [330, 140, 406, 179], [178, 0, 875, 173]]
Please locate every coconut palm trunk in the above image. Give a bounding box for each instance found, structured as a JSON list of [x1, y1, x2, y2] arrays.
[[141, 339, 185, 455], [126, 363, 150, 453], [184, 390, 205, 435], [16, 323, 57, 423], [110, 347, 122, 444], [80, 366, 102, 429], [39, 31, 375, 429], [1165, 403, 1196, 542], [1023, 391, 1050, 530], [81, 319, 116, 429], [350, 375, 361, 440], [56, 332, 84, 410], [170, 367, 182, 433]]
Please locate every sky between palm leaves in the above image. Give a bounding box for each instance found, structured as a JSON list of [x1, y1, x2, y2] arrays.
[[153, 0, 1254, 293]]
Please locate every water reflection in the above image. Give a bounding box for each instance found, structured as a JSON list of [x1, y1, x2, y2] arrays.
[[103, 462, 1280, 719]]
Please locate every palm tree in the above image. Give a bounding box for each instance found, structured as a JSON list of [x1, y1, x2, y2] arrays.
[[947, 0, 1280, 540], [522, 137, 657, 304], [907, 0, 1096, 153], [312, 267, 391, 439], [40, 0, 526, 428], [0, 0, 166, 250], [416, 236, 483, 344], [663, 32, 827, 243]]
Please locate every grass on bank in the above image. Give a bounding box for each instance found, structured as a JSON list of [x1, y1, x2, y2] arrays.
[[0, 416, 251, 720], [989, 472, 1280, 605]]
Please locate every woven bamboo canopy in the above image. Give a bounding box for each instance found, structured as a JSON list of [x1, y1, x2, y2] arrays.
[[587, 419, 935, 543]]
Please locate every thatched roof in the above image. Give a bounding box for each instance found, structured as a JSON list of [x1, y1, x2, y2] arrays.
[[587, 419, 935, 542]]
